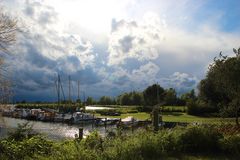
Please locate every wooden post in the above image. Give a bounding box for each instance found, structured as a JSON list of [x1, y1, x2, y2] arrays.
[[104, 118, 107, 130], [153, 107, 159, 132], [117, 118, 121, 128], [92, 114, 94, 129], [131, 118, 134, 133], [79, 127, 83, 140]]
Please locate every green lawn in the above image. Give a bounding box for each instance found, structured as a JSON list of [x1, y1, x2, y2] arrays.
[[96, 112, 235, 124], [96, 112, 150, 120], [162, 112, 235, 123]]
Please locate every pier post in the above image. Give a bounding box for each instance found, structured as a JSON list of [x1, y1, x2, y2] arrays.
[[104, 118, 107, 130], [79, 127, 83, 140], [92, 114, 94, 129], [131, 118, 134, 133], [152, 107, 159, 132]]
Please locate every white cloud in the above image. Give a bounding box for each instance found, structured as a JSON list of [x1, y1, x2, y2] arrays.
[[108, 13, 240, 67], [161, 72, 199, 93], [108, 13, 166, 65], [131, 62, 159, 84]]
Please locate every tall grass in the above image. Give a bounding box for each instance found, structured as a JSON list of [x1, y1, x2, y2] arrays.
[[1, 124, 240, 160]]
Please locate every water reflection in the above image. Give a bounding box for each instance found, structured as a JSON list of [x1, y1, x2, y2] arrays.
[[0, 117, 115, 140]]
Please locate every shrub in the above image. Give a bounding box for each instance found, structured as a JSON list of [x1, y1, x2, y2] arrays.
[[178, 126, 223, 153], [187, 100, 218, 116], [220, 134, 240, 155], [83, 131, 103, 151]]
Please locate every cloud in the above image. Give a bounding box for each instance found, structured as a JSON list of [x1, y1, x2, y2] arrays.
[[131, 62, 160, 84], [2, 0, 102, 101], [108, 13, 166, 65], [25, 1, 57, 24], [161, 72, 199, 93], [2, 0, 240, 101], [108, 12, 240, 67]]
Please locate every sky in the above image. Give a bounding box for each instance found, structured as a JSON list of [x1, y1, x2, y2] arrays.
[[1, 0, 240, 102]]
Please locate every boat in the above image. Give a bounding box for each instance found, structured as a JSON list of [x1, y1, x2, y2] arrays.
[[70, 112, 95, 124], [95, 118, 120, 126], [54, 113, 64, 122]]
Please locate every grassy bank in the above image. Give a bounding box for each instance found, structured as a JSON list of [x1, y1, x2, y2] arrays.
[[96, 112, 235, 124], [1, 124, 240, 160]]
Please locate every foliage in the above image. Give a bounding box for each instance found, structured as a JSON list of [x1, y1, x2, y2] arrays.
[[220, 134, 240, 155], [143, 84, 165, 106], [98, 96, 116, 105], [1, 125, 240, 159], [198, 50, 240, 125], [179, 89, 196, 106], [187, 100, 218, 116], [117, 91, 144, 106], [86, 97, 96, 105], [163, 88, 177, 106], [178, 125, 223, 153], [8, 122, 34, 141]]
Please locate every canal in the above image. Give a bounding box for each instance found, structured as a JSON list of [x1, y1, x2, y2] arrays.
[[0, 106, 116, 140]]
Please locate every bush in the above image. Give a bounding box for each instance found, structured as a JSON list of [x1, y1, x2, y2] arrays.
[[187, 100, 218, 116], [2, 125, 240, 159], [83, 131, 103, 151], [178, 126, 222, 153], [0, 136, 54, 160], [220, 134, 240, 155]]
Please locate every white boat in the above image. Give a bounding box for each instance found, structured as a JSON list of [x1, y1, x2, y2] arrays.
[[71, 112, 95, 124], [96, 118, 120, 126], [121, 116, 137, 125]]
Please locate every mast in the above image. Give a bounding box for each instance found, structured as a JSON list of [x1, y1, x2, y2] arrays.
[[83, 91, 85, 106], [68, 75, 71, 102], [157, 82, 159, 106], [57, 74, 60, 109], [78, 80, 80, 100]]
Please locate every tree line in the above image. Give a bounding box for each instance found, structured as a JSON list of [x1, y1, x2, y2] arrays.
[[84, 85, 196, 107]]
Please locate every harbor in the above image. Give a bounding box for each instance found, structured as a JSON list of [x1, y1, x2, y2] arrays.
[[0, 105, 154, 140]]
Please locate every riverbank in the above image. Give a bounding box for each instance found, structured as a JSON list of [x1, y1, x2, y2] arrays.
[[0, 124, 239, 160], [97, 112, 235, 124]]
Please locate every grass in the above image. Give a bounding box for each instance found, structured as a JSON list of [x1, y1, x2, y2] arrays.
[[162, 112, 235, 123], [96, 112, 150, 120], [96, 112, 235, 123], [2, 124, 240, 160]]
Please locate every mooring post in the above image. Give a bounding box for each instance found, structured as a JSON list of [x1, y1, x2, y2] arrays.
[[131, 118, 134, 133], [153, 107, 159, 132], [92, 114, 94, 129], [79, 127, 83, 140], [104, 118, 107, 130]]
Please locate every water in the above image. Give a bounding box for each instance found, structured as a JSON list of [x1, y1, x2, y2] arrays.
[[85, 106, 114, 110], [0, 117, 115, 140], [0, 105, 116, 140]]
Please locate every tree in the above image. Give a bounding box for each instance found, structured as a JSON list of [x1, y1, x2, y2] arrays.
[[86, 97, 95, 105], [164, 88, 177, 105], [199, 49, 240, 125], [131, 91, 143, 105], [143, 84, 165, 106], [98, 96, 114, 105], [0, 11, 17, 52], [0, 9, 17, 103], [118, 91, 144, 106], [119, 93, 131, 105], [180, 89, 197, 105]]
